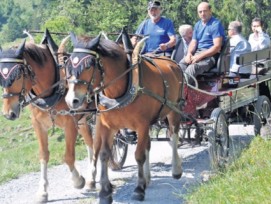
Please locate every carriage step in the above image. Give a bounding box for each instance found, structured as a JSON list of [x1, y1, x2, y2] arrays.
[[197, 118, 215, 125], [151, 138, 170, 141]]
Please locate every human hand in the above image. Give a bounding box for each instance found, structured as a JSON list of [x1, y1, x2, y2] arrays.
[[159, 43, 168, 51], [184, 53, 192, 64], [256, 26, 262, 33], [191, 55, 199, 64]]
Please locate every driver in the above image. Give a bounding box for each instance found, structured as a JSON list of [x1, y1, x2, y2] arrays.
[[131, 1, 176, 57]]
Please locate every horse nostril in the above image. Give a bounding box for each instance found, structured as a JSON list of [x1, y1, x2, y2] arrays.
[[72, 98, 80, 107], [4, 112, 17, 121]]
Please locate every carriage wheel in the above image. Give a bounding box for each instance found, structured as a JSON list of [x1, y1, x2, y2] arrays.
[[208, 108, 229, 169], [253, 95, 271, 136], [109, 131, 128, 171]]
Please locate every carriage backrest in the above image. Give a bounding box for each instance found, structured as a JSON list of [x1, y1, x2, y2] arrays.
[[197, 39, 231, 78], [171, 35, 185, 63], [237, 47, 271, 65]]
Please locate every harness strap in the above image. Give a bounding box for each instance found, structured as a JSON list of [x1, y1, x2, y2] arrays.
[[141, 56, 170, 117], [139, 87, 183, 114]]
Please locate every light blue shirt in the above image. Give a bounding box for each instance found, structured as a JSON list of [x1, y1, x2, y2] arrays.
[[230, 34, 251, 73]]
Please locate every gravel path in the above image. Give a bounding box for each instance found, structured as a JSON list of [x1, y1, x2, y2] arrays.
[[0, 125, 254, 204]]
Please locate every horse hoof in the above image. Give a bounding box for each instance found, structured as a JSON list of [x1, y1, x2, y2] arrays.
[[98, 196, 113, 204], [74, 176, 85, 189], [173, 172, 182, 179], [132, 192, 145, 201], [132, 187, 145, 201], [35, 192, 48, 203], [86, 180, 96, 190]]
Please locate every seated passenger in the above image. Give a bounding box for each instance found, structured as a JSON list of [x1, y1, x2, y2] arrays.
[[179, 2, 226, 84], [228, 21, 251, 77], [178, 24, 193, 56], [131, 1, 176, 57], [248, 17, 270, 51]]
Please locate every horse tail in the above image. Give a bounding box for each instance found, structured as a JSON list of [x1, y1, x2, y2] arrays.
[[132, 36, 148, 64], [23, 30, 35, 44], [58, 35, 70, 65]]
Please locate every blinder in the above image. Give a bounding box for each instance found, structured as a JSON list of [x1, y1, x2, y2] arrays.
[[0, 57, 30, 103], [65, 48, 103, 101]]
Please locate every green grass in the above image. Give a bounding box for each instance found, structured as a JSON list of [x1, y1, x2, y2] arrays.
[[0, 105, 88, 184], [185, 136, 271, 204]]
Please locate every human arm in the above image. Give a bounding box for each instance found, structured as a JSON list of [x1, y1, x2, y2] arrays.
[[184, 39, 198, 64], [230, 40, 251, 72], [249, 27, 271, 51], [191, 37, 223, 64], [131, 36, 138, 47], [159, 35, 176, 51], [256, 30, 270, 50]]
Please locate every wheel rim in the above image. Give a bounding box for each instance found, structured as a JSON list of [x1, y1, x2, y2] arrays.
[[254, 96, 271, 135], [260, 100, 271, 123], [112, 136, 126, 164], [209, 108, 229, 168], [215, 111, 229, 166]]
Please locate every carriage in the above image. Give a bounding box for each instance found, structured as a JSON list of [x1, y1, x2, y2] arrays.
[[110, 35, 271, 170], [1, 28, 271, 203]]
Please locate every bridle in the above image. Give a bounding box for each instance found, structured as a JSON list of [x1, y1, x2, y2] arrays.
[[66, 48, 104, 103], [0, 58, 34, 105]]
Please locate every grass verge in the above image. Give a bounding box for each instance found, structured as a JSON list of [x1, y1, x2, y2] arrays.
[[0, 106, 87, 184], [185, 136, 271, 204]]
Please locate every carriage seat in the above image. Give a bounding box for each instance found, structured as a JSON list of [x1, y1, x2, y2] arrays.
[[198, 39, 231, 77], [171, 35, 185, 63], [237, 47, 271, 76]]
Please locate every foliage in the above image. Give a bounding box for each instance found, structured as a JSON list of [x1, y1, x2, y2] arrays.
[[186, 137, 271, 203], [1, 0, 271, 45]]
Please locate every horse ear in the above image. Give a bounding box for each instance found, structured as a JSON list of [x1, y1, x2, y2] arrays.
[[87, 34, 101, 50], [16, 39, 26, 57], [70, 32, 77, 45], [42, 28, 59, 54]]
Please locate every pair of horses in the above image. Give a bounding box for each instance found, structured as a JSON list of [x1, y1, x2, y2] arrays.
[[0, 28, 185, 203], [0, 30, 98, 203], [61, 31, 185, 203]]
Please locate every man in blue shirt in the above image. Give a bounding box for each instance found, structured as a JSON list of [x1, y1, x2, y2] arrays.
[[179, 2, 226, 84], [131, 1, 176, 56]]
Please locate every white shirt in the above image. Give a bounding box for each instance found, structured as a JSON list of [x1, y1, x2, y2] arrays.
[[230, 34, 251, 73], [248, 32, 270, 51], [182, 37, 190, 56]]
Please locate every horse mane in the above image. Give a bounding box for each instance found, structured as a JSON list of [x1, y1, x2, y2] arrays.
[[24, 43, 49, 66], [77, 35, 125, 59], [97, 38, 125, 59]]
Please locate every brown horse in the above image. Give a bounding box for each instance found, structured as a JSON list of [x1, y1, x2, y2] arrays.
[[63, 32, 184, 203], [0, 37, 97, 203]]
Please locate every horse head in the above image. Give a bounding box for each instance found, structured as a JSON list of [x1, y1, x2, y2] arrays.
[[0, 40, 32, 120], [64, 32, 128, 110]]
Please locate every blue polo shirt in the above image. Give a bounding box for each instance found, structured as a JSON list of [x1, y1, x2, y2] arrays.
[[136, 17, 175, 53], [193, 16, 226, 49]]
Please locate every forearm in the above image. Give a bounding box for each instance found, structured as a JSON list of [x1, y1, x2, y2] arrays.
[[160, 36, 176, 51], [187, 40, 197, 55], [258, 33, 270, 49], [195, 46, 220, 61]]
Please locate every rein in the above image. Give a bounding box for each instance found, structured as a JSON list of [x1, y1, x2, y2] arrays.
[[67, 49, 139, 109], [69, 46, 184, 115]]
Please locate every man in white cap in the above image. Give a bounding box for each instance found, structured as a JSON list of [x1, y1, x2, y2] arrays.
[[131, 1, 176, 56]]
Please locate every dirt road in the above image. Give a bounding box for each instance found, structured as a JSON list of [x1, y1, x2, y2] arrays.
[[0, 125, 254, 204]]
